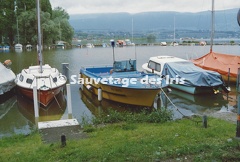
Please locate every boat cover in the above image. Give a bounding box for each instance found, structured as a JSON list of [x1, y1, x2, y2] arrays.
[[161, 61, 224, 87], [192, 52, 240, 78], [0, 63, 16, 95]]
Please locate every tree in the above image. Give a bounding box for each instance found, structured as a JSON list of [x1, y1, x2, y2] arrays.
[[0, 0, 74, 47], [147, 34, 156, 43], [51, 7, 74, 44]]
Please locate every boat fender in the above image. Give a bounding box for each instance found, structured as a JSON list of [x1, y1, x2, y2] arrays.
[[221, 85, 230, 93], [110, 69, 114, 74], [59, 75, 67, 81], [86, 85, 92, 91], [3, 59, 12, 67], [167, 88, 172, 92], [98, 88, 102, 101]]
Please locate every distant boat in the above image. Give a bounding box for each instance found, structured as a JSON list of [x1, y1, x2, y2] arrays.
[[56, 41, 65, 49], [86, 43, 94, 48], [192, 0, 239, 83], [26, 44, 32, 51], [14, 43, 23, 50], [160, 42, 167, 46], [3, 45, 10, 51], [199, 41, 206, 46], [117, 40, 126, 47], [170, 42, 179, 46], [15, 0, 67, 107], [0, 60, 16, 96], [102, 43, 108, 48], [142, 56, 229, 94]]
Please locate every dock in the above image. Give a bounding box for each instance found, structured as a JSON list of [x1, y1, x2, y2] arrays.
[[38, 119, 88, 144]]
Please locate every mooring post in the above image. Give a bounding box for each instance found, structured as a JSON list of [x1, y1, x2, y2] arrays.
[[33, 86, 39, 118], [236, 68, 240, 137], [203, 115, 207, 128], [227, 68, 230, 87], [66, 84, 72, 117], [61, 134, 66, 147], [62, 63, 69, 81], [33, 86, 39, 127], [157, 93, 161, 110]]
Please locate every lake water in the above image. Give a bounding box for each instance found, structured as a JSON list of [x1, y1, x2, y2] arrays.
[[0, 45, 240, 138]]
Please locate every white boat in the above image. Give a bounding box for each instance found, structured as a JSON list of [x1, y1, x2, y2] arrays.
[[15, 0, 67, 107], [86, 43, 94, 48], [56, 41, 65, 49], [160, 42, 167, 46], [142, 56, 229, 94], [0, 60, 16, 96], [14, 43, 23, 50], [3, 45, 10, 51], [26, 44, 32, 51]]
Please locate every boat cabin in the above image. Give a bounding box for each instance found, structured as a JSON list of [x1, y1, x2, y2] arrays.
[[144, 56, 188, 75]]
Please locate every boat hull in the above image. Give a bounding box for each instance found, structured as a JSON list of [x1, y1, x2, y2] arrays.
[[17, 86, 63, 107], [81, 73, 160, 107], [169, 84, 214, 94]]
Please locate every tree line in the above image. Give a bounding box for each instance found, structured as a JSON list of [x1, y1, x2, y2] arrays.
[[0, 0, 74, 47]]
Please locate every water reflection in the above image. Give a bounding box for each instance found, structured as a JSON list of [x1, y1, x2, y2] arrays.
[[80, 85, 154, 116], [0, 95, 32, 138], [159, 88, 231, 119], [16, 91, 67, 124], [80, 83, 232, 120]]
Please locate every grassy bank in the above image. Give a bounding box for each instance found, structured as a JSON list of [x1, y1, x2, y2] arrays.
[[1, 115, 240, 161]]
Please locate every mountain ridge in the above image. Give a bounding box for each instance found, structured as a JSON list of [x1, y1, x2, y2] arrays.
[[69, 8, 240, 32]]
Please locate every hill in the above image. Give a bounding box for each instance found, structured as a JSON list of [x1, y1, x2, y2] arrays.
[[69, 8, 240, 32]]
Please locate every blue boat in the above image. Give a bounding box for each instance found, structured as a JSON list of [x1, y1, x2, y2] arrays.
[[80, 59, 166, 107]]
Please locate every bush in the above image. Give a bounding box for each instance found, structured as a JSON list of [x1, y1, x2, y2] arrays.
[[91, 108, 173, 125]]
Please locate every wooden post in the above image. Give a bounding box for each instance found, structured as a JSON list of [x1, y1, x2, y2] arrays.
[[157, 93, 161, 109], [203, 115, 207, 128], [62, 63, 69, 81], [61, 134, 66, 147], [66, 84, 72, 116]]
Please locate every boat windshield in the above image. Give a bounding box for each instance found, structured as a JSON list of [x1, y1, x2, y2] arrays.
[[113, 59, 136, 72]]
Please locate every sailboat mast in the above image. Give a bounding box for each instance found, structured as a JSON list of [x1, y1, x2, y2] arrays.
[[174, 16, 176, 42], [131, 18, 133, 44], [37, 0, 43, 73], [14, 0, 20, 44], [210, 0, 215, 53]]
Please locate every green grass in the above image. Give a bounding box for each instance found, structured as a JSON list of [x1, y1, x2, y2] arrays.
[[0, 116, 240, 161]]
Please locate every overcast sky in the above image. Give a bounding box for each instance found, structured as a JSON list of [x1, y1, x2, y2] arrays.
[[49, 0, 240, 15]]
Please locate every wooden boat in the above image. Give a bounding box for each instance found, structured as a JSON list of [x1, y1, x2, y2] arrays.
[[80, 59, 166, 107], [192, 0, 240, 83], [15, 0, 67, 107], [142, 56, 229, 94]]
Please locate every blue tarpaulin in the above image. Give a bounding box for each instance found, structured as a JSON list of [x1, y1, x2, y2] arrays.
[[161, 61, 224, 87]]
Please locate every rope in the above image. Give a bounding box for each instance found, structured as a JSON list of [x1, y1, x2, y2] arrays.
[[53, 93, 62, 109], [65, 65, 75, 73], [160, 87, 186, 117], [160, 87, 203, 124]]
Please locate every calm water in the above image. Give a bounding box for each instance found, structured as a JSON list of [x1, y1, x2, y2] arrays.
[[0, 45, 240, 138]]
